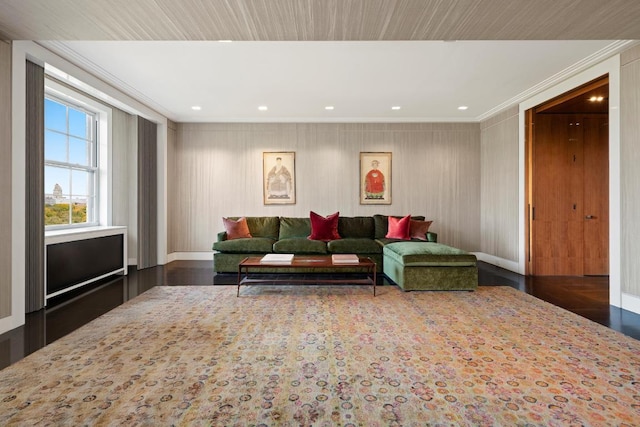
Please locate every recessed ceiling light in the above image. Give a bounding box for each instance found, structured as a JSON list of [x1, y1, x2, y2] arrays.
[[458, 105, 469, 110], [325, 106, 334, 110], [218, 40, 233, 43], [258, 106, 268, 111], [391, 106, 401, 110], [589, 96, 604, 102], [191, 106, 202, 111]]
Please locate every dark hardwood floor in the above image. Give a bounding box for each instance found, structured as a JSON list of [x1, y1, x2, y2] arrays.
[[1, 260, 639, 370]]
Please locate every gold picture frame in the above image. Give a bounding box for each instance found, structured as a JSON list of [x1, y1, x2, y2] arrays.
[[263, 152, 296, 205], [360, 152, 391, 205]]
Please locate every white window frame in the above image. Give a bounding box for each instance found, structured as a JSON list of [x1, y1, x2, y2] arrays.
[[44, 78, 111, 230]]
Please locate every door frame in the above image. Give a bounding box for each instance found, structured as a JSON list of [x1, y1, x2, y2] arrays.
[[518, 55, 621, 306]]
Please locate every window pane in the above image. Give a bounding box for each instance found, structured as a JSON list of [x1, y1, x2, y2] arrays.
[[44, 166, 71, 226], [70, 168, 89, 225], [44, 99, 66, 132], [44, 166, 70, 201], [71, 169, 90, 197], [69, 137, 91, 166], [68, 107, 88, 138], [71, 202, 88, 224], [44, 130, 67, 162], [45, 203, 71, 226]]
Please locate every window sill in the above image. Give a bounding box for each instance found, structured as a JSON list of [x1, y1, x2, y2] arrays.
[[45, 225, 127, 244]]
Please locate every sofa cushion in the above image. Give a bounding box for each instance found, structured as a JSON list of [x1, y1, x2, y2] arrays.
[[308, 211, 341, 241], [386, 215, 411, 240], [327, 238, 382, 254], [274, 237, 328, 254], [376, 236, 438, 246], [374, 215, 425, 239], [376, 237, 419, 246], [409, 220, 433, 241], [383, 242, 477, 266], [213, 237, 276, 254], [338, 216, 375, 239], [222, 217, 252, 239], [279, 217, 311, 239]]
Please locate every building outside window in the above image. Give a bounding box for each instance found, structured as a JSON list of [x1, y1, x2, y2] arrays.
[[44, 96, 98, 227]]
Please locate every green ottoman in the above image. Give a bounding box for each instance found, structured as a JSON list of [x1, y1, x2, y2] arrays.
[[383, 242, 478, 291]]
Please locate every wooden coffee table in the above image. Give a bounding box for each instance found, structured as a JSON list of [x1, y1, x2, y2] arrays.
[[237, 255, 377, 296]]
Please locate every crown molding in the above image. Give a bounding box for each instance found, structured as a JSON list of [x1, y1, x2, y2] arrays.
[[476, 40, 638, 122], [39, 41, 176, 121], [174, 116, 479, 123]]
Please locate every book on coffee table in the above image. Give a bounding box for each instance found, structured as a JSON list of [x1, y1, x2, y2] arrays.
[[331, 254, 360, 264], [260, 253, 294, 264]]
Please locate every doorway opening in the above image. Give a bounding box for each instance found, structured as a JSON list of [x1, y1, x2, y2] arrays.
[[525, 75, 609, 277]]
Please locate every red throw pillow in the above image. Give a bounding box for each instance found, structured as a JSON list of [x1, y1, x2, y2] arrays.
[[386, 214, 411, 240], [308, 211, 341, 242], [222, 217, 252, 240], [409, 220, 433, 241]]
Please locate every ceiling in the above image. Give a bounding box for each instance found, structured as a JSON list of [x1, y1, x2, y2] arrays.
[[2, 0, 639, 122]]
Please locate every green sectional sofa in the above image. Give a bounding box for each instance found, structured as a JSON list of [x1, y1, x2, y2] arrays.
[[213, 215, 433, 273], [213, 214, 477, 291]]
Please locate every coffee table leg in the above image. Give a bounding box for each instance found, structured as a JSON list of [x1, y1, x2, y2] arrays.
[[373, 264, 377, 297], [237, 266, 242, 297]]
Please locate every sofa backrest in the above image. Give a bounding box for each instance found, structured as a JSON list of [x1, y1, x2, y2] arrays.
[[224, 215, 429, 241], [240, 217, 280, 239], [338, 216, 375, 239], [279, 217, 311, 239]]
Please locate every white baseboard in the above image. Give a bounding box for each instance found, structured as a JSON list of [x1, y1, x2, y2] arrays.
[[0, 316, 20, 336], [472, 252, 522, 274], [167, 252, 213, 262], [621, 292, 640, 315]]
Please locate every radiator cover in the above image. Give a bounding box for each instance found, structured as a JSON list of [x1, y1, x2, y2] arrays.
[[45, 227, 127, 301]]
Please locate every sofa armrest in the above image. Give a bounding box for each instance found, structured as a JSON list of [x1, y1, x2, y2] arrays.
[[426, 231, 437, 243], [217, 231, 228, 242]]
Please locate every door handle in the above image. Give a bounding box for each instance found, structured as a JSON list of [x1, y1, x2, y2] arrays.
[[585, 215, 595, 219]]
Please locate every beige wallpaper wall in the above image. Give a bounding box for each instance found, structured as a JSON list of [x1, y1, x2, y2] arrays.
[[0, 41, 11, 318], [111, 108, 138, 263], [621, 45, 640, 297], [167, 119, 177, 254], [480, 107, 519, 262], [171, 122, 481, 253], [111, 108, 134, 226], [127, 116, 139, 262]]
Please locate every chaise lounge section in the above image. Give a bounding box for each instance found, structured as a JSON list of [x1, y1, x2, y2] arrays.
[[383, 242, 478, 291]]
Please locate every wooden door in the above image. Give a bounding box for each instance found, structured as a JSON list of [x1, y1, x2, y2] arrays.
[[531, 113, 608, 276], [532, 114, 583, 275]]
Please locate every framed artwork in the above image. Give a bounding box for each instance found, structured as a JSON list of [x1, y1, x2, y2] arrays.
[[263, 152, 296, 204], [360, 152, 391, 205]]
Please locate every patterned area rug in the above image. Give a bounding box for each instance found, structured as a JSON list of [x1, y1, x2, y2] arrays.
[[1, 285, 639, 426]]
